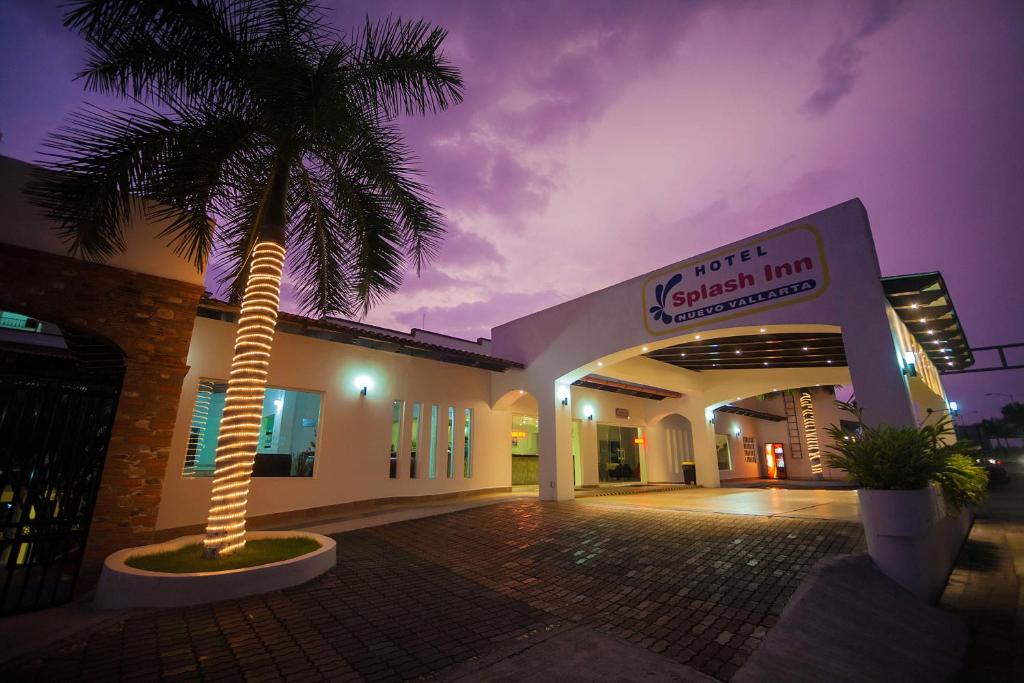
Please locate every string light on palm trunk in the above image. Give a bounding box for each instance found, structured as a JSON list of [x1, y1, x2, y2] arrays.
[[203, 240, 286, 557], [800, 390, 823, 475]]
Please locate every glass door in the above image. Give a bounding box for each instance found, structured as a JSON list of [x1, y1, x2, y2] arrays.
[[597, 424, 641, 482]]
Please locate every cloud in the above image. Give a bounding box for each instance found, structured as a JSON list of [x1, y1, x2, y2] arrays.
[[417, 136, 555, 221], [803, 0, 906, 117], [326, 0, 713, 226], [391, 290, 564, 340], [433, 225, 504, 269]]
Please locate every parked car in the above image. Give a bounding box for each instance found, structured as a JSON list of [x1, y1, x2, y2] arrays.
[[975, 456, 1010, 486]]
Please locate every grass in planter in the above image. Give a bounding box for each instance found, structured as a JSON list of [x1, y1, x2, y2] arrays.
[[126, 537, 321, 573]]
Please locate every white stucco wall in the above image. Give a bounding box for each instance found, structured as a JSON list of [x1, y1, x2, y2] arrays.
[[157, 316, 514, 530]]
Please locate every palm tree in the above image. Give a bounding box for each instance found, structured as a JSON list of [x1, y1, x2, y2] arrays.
[[27, 0, 463, 558]]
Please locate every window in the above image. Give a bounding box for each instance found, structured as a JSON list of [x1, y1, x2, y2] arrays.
[[409, 403, 422, 478], [715, 433, 732, 470], [183, 379, 215, 476], [429, 405, 439, 479], [742, 436, 757, 463], [390, 400, 403, 478], [0, 311, 41, 332], [183, 380, 321, 478], [463, 408, 473, 478], [597, 424, 641, 482], [446, 406, 455, 478]]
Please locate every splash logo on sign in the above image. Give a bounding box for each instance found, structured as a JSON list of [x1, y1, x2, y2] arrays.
[[642, 224, 829, 336]]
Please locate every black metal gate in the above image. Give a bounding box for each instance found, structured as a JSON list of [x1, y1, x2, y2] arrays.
[[0, 371, 120, 615]]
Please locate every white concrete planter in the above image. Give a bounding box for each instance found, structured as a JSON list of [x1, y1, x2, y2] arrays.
[[94, 530, 336, 609], [857, 485, 971, 602]]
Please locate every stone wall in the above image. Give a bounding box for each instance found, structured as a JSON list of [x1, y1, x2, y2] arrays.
[[0, 243, 203, 589]]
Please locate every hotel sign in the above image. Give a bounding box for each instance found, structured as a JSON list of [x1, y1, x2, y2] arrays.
[[642, 224, 829, 336]]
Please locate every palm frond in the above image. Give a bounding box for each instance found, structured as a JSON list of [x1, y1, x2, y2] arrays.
[[325, 158, 405, 314], [26, 104, 179, 259], [28, 103, 262, 268], [213, 153, 277, 301], [38, 1, 464, 318], [349, 17, 464, 118], [146, 111, 261, 269], [315, 114, 445, 274], [64, 0, 255, 107], [286, 159, 352, 315]]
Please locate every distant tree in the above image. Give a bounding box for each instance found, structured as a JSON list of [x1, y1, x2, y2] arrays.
[[980, 418, 1015, 449], [29, 0, 462, 558], [1000, 401, 1024, 436]]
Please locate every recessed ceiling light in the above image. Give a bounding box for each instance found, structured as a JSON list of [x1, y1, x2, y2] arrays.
[[763, 361, 768, 366], [911, 303, 918, 309], [695, 335, 701, 340], [827, 359, 833, 364], [597, 361, 603, 366], [642, 346, 648, 352], [760, 328, 766, 333], [735, 350, 741, 354], [680, 352, 686, 357], [802, 346, 809, 351], [919, 318, 925, 323]]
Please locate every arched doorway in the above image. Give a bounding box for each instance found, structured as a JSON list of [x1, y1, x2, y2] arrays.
[[495, 388, 585, 489], [0, 311, 124, 615]]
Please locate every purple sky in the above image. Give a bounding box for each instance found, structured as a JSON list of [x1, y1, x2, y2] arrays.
[[2, 1, 1022, 418]]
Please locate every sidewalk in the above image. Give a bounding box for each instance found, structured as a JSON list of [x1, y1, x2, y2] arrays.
[[940, 453, 1024, 681]]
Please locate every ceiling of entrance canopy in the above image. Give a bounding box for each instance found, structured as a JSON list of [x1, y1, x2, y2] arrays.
[[643, 332, 847, 372], [881, 272, 974, 372]]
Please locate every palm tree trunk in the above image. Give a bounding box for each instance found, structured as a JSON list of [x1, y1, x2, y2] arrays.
[[203, 158, 289, 558]]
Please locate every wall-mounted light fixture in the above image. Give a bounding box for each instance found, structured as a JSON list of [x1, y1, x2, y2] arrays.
[[948, 400, 959, 416], [583, 405, 595, 421], [557, 385, 570, 406], [353, 374, 373, 396], [902, 350, 917, 377], [733, 425, 741, 437]]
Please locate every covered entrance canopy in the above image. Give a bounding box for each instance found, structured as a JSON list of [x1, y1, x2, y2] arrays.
[[490, 199, 971, 501]]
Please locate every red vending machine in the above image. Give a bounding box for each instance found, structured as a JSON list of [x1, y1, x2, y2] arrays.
[[763, 443, 788, 479]]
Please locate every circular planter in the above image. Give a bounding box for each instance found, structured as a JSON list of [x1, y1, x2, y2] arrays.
[[94, 530, 336, 609]]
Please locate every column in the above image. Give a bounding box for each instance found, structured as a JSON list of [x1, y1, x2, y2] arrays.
[[840, 309, 917, 429], [693, 412, 721, 488], [580, 416, 599, 486], [537, 383, 575, 501]]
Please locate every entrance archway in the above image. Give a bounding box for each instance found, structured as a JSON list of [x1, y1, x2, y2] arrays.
[[0, 311, 124, 614]]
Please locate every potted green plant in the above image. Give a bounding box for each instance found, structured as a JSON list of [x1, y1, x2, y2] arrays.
[[824, 402, 987, 599]]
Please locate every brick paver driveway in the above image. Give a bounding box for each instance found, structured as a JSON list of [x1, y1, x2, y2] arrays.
[[11, 498, 863, 682]]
